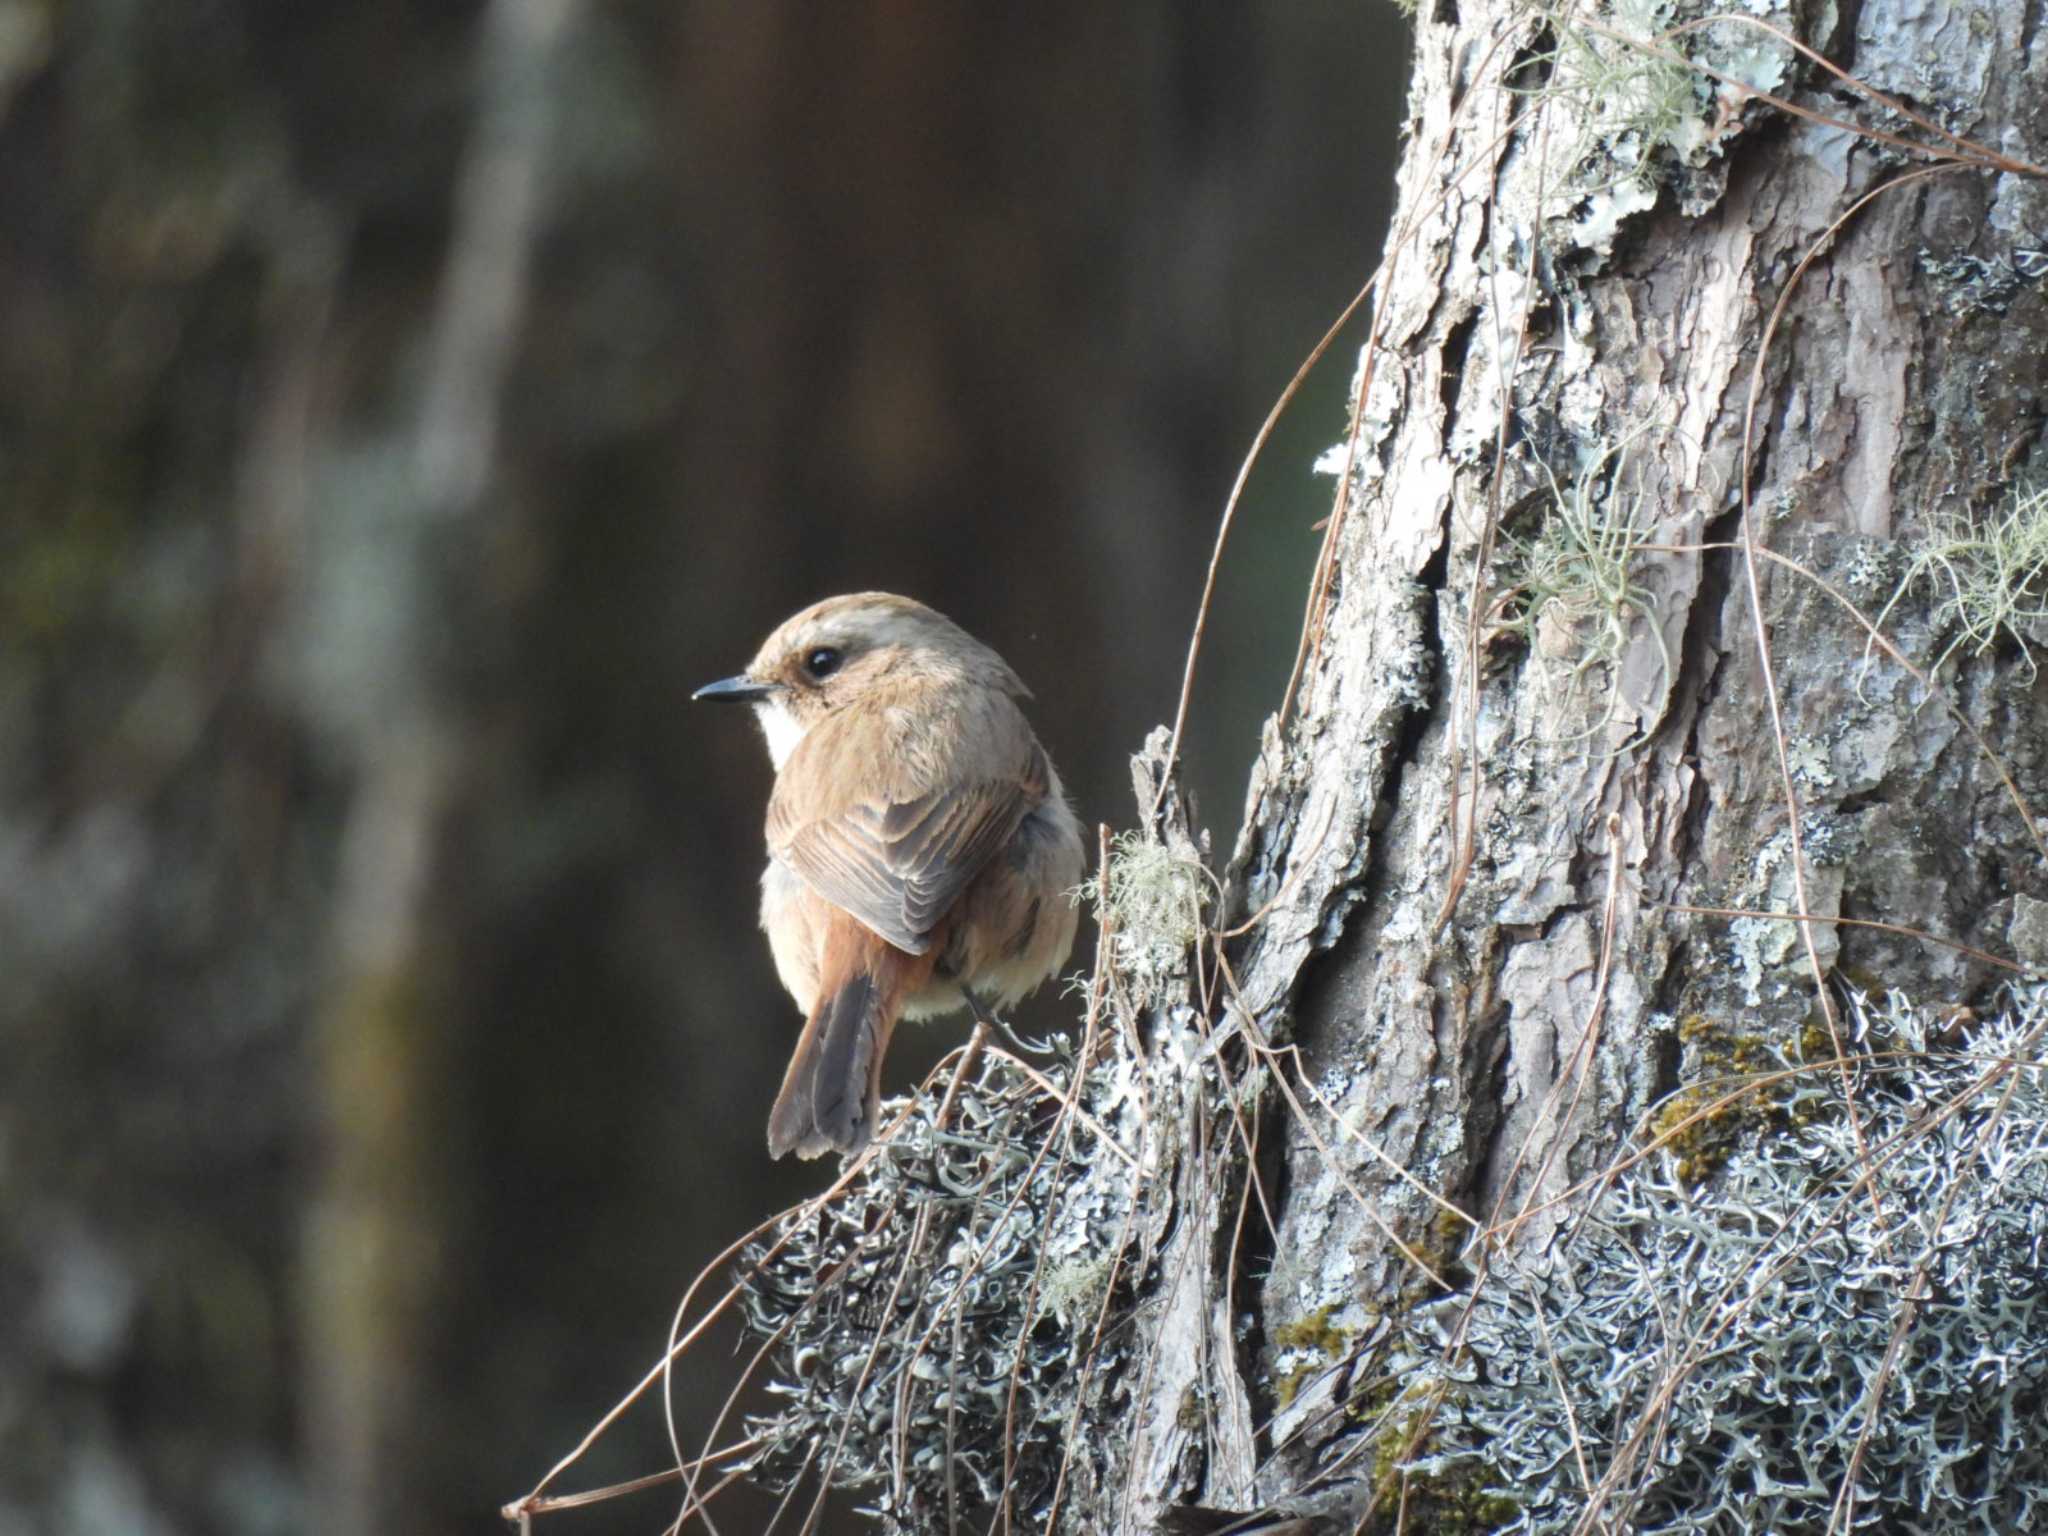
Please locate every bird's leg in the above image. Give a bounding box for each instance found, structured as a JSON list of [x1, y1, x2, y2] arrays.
[[930, 1017, 991, 1137], [963, 989, 1056, 1056]]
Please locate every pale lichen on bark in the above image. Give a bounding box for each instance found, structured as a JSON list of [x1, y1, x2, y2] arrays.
[[1198, 0, 2048, 1512]]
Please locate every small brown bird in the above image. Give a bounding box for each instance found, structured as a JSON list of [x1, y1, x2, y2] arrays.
[[695, 593, 1086, 1159]]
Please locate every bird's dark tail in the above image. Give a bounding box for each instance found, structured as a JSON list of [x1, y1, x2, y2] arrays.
[[767, 933, 925, 1159]]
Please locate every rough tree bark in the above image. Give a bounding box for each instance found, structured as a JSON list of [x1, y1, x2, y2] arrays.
[[1116, 0, 2048, 1526], [720, 0, 2048, 1532]]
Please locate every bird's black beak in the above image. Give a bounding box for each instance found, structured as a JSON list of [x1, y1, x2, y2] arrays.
[[692, 674, 777, 704]]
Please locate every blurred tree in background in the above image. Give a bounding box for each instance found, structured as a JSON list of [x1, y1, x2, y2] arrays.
[[0, 2, 1405, 1532]]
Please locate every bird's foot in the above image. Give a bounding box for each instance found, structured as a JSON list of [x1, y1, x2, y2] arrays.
[[963, 991, 1058, 1056]]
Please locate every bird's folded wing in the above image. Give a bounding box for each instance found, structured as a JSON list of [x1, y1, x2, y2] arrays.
[[769, 713, 1047, 955]]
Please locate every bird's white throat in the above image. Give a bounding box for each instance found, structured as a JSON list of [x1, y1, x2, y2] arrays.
[[752, 697, 806, 771]]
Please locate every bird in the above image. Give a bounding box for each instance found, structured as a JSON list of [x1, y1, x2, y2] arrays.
[[694, 593, 1087, 1159]]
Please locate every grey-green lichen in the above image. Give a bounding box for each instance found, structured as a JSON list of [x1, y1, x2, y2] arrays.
[[1405, 984, 2048, 1534], [1495, 426, 1675, 749], [1071, 828, 1213, 981], [1876, 480, 2048, 677], [736, 1055, 1139, 1531], [1517, 0, 1795, 239]]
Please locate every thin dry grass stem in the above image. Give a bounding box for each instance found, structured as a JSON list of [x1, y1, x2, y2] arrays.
[[932, 1021, 994, 1134], [1086, 824, 1116, 1018], [1554, 1224, 1832, 1522], [1198, 935, 1487, 1474], [1115, 1138, 1231, 1536], [508, 1438, 763, 1519], [944, 1224, 970, 1536], [666, 1462, 769, 1536], [1199, 1017, 1282, 1241], [792, 1201, 940, 1536], [506, 1184, 858, 1526], [991, 1167, 1081, 1528], [974, 1048, 1140, 1170], [678, 1244, 869, 1535], [1260, 1345, 1425, 1502], [990, 996, 1115, 1533], [760, 1438, 825, 1536], [1559, 1017, 2048, 1533], [1223, 1086, 1268, 1336], [1178, 894, 1288, 1235], [1265, 1372, 1376, 1471], [1823, 1029, 2042, 1536], [1486, 813, 1628, 1250], [1285, 373, 1370, 728], [1655, 899, 2042, 977], [1820, 1036, 2043, 1239], [1526, 1294, 1596, 1502], [1150, 281, 1377, 827], [1164, 949, 1284, 1284], [1345, 1382, 1456, 1536], [1215, 792, 1340, 942], [1194, 1110, 1246, 1490], [1193, 1107, 1227, 1484], [1737, 164, 1967, 1227], [1284, 21, 1550, 733], [1641, 538, 2047, 860], [1612, 1223, 1683, 1512], [1286, 1063, 1477, 1230], [1114, 1038, 1274, 1520], [1440, 2, 1573, 936], [1038, 1148, 1150, 1533], [1268, 1362, 1398, 1467], [1212, 948, 1454, 1290], [1829, 1274, 1934, 1531], [1649, 14, 2048, 177]]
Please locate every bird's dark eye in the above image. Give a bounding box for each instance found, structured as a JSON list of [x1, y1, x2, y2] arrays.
[[805, 646, 843, 679]]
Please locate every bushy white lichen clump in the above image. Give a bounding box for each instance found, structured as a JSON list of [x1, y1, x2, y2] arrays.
[[1497, 427, 1676, 749], [734, 1000, 1233, 1535], [1071, 829, 1212, 982], [1878, 482, 2048, 677], [736, 1053, 1144, 1531], [1413, 985, 2048, 1534]]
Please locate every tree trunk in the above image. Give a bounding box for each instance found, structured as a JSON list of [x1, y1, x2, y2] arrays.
[[723, 0, 2048, 1530], [1208, 0, 2048, 1518]]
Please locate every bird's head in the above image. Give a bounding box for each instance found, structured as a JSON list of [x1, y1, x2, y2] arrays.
[[693, 592, 1026, 768]]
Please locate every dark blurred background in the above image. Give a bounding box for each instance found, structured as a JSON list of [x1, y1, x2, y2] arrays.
[[0, 2, 1405, 1532]]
